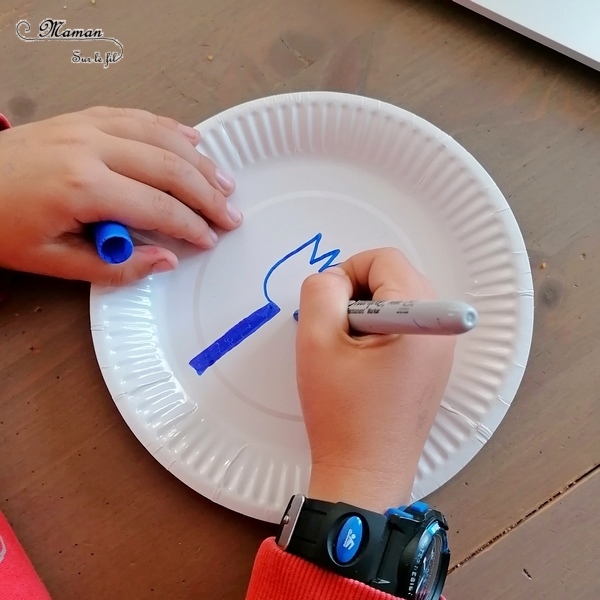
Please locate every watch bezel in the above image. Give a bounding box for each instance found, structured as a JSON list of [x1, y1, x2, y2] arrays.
[[396, 516, 450, 600]]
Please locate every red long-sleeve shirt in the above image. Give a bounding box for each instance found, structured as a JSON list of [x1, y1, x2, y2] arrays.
[[248, 538, 404, 600]]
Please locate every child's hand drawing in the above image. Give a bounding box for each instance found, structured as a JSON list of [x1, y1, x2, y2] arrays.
[[296, 248, 455, 511], [189, 233, 340, 376]]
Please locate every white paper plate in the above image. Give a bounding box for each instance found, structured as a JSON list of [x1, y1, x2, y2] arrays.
[[90, 92, 534, 522]]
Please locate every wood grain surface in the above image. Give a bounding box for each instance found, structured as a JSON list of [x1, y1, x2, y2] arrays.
[[445, 466, 600, 599], [1, 0, 599, 598]]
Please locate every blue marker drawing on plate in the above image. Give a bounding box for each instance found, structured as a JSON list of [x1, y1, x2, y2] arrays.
[[189, 233, 340, 376]]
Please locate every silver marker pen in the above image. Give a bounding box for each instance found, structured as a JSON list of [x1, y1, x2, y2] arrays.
[[293, 300, 478, 335], [347, 300, 478, 335]]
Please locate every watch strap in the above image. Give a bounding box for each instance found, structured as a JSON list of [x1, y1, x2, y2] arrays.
[[281, 497, 389, 584], [285, 498, 338, 557]]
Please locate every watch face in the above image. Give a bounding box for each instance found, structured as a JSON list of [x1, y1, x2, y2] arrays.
[[415, 534, 444, 600]]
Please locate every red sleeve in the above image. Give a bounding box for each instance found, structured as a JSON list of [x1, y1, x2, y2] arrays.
[[0, 512, 52, 599], [0, 113, 11, 303], [246, 538, 407, 600], [0, 113, 10, 304]]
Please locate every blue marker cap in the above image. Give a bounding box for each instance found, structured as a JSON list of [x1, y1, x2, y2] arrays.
[[92, 221, 133, 264]]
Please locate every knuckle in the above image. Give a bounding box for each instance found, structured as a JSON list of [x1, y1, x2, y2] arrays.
[[301, 272, 326, 294], [53, 122, 95, 150], [146, 111, 160, 126], [381, 246, 405, 260], [140, 117, 159, 139], [209, 185, 225, 208], [159, 115, 179, 130], [86, 106, 123, 119], [161, 151, 183, 178], [64, 161, 98, 194], [80, 105, 105, 117], [178, 162, 197, 186], [150, 191, 175, 221], [105, 268, 130, 287], [197, 152, 216, 174]]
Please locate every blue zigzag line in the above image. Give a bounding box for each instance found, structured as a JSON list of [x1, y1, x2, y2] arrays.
[[189, 233, 341, 376], [263, 232, 341, 302]]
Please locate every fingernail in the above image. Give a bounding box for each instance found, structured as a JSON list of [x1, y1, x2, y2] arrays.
[[227, 202, 243, 223], [152, 260, 176, 274], [209, 228, 219, 245], [215, 168, 235, 193], [178, 123, 199, 142]]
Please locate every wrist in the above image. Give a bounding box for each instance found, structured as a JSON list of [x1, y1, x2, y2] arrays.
[[308, 462, 416, 513]]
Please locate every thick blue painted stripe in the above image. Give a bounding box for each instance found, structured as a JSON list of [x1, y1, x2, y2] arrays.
[[189, 301, 281, 376]]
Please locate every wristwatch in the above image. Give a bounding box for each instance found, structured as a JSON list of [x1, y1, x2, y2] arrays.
[[276, 495, 450, 600]]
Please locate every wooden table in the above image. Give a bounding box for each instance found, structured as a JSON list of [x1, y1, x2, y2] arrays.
[[1, 1, 599, 598]]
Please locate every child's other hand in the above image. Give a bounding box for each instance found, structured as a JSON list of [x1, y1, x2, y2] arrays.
[[0, 107, 242, 285]]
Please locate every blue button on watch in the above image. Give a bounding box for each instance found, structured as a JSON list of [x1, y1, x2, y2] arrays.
[[334, 515, 363, 563]]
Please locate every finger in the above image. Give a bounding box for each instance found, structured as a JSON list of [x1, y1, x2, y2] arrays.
[[80, 106, 198, 143], [90, 113, 237, 198], [99, 136, 241, 230], [80, 170, 219, 249], [44, 239, 178, 286], [297, 267, 354, 346], [338, 248, 435, 302]]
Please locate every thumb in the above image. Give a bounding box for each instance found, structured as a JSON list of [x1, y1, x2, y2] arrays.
[[47, 242, 178, 285], [297, 267, 353, 344]]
